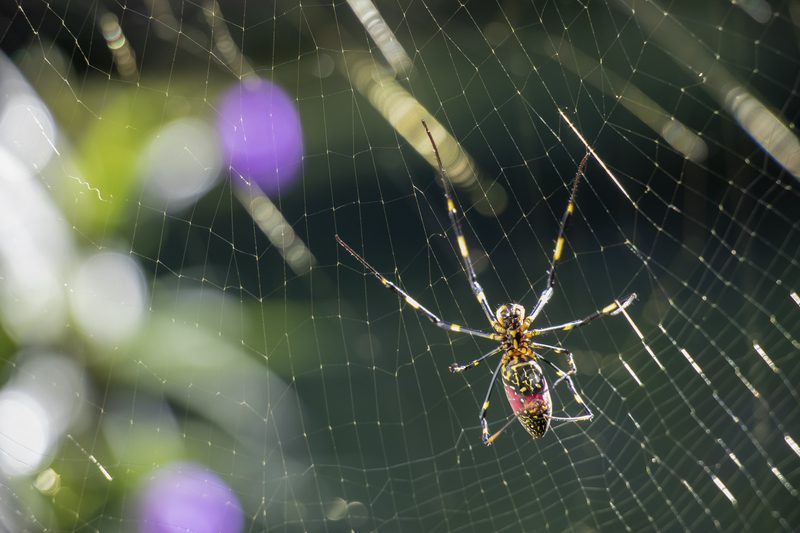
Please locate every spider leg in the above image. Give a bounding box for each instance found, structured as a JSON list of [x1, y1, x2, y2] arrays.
[[529, 342, 575, 388], [483, 408, 592, 446], [479, 358, 504, 445], [526, 152, 591, 325], [484, 412, 521, 446], [449, 347, 502, 373], [538, 356, 593, 421], [483, 354, 589, 445], [336, 235, 500, 341], [422, 120, 495, 326], [528, 292, 637, 336]]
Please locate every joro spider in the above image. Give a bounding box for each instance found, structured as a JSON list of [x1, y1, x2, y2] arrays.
[[336, 121, 636, 445]]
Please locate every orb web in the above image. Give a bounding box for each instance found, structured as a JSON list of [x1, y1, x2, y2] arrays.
[[0, 1, 798, 531]]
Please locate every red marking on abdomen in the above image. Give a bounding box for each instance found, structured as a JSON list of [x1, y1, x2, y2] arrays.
[[504, 384, 549, 415]]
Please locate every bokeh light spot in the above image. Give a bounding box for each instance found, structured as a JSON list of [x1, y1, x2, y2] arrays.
[[70, 251, 146, 346], [139, 117, 223, 210], [0, 389, 51, 477]]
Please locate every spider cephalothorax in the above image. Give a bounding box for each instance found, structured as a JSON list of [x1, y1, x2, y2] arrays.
[[494, 303, 526, 330], [494, 304, 530, 352], [337, 121, 636, 445]]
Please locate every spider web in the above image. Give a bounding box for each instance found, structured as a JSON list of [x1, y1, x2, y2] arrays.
[[0, 1, 798, 531]]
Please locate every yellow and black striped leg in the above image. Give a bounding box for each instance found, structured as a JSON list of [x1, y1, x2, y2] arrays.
[[422, 121, 495, 326], [449, 347, 502, 373], [336, 235, 499, 341], [530, 342, 576, 389], [484, 413, 524, 446], [538, 356, 593, 422], [529, 293, 637, 336], [527, 152, 591, 324], [480, 359, 505, 446]]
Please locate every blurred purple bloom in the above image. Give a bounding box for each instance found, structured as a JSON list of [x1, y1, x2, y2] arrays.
[[137, 462, 243, 533], [217, 79, 303, 195]]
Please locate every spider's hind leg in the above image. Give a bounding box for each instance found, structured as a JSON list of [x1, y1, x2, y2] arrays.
[[538, 355, 593, 422], [478, 359, 504, 446], [530, 342, 576, 389]]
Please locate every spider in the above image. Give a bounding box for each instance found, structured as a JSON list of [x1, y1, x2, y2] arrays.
[[336, 121, 636, 445]]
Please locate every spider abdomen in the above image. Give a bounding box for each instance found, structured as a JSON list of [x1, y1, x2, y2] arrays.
[[501, 355, 552, 438]]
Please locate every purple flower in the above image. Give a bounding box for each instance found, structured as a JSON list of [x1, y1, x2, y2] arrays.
[[137, 462, 243, 533], [217, 79, 304, 196]]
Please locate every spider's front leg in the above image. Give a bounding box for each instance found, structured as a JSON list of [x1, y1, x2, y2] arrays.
[[336, 235, 499, 340], [422, 120, 496, 327], [528, 293, 637, 336], [526, 152, 591, 325]]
